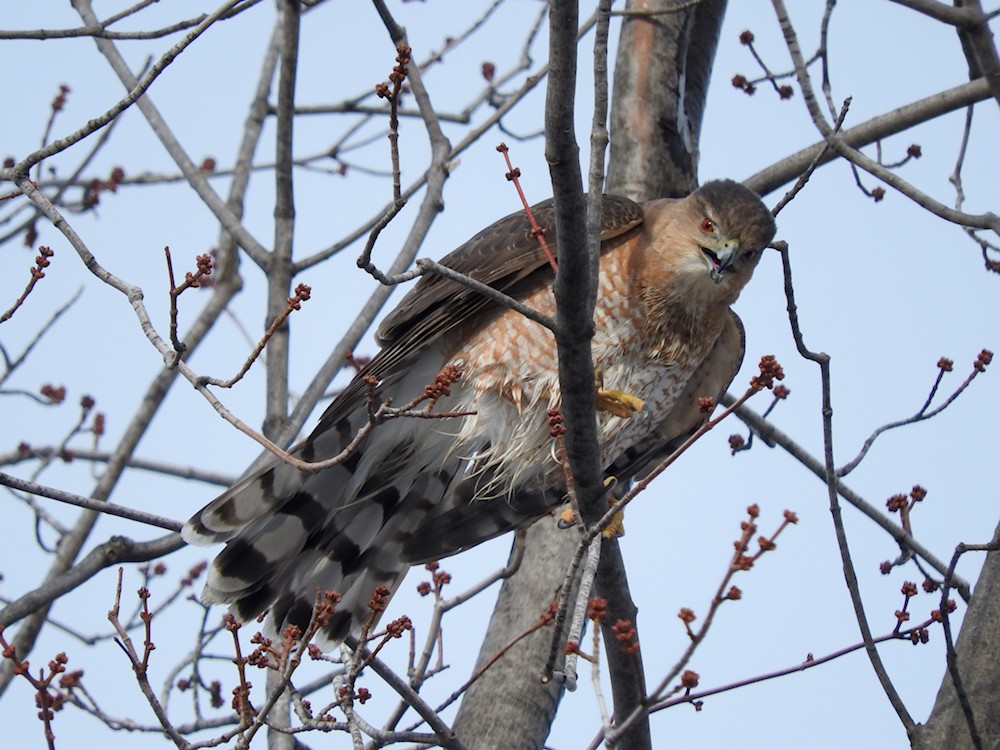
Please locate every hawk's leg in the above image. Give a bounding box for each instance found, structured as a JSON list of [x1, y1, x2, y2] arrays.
[[557, 476, 625, 538], [594, 367, 645, 418]]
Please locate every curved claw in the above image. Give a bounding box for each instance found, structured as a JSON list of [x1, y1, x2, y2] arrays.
[[594, 367, 645, 418], [557, 476, 625, 538]]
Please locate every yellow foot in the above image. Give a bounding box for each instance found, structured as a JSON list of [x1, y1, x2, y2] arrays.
[[557, 477, 625, 538], [602, 507, 625, 539], [558, 505, 577, 529], [594, 368, 644, 418]]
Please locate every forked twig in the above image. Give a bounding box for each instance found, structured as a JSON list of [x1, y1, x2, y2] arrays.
[[837, 351, 993, 476], [164, 248, 213, 354], [199, 284, 313, 388]]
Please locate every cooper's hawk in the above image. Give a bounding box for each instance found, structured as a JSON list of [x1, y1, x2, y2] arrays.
[[182, 180, 776, 642]]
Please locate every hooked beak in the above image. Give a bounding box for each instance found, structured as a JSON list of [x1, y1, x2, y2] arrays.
[[701, 240, 738, 284]]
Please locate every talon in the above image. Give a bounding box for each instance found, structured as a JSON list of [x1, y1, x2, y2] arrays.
[[559, 481, 626, 537], [602, 509, 625, 538], [603, 476, 624, 537], [594, 368, 644, 418]]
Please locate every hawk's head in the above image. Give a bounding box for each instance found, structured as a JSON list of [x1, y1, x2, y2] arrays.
[[692, 179, 775, 284], [639, 180, 775, 315], [637, 180, 775, 317]]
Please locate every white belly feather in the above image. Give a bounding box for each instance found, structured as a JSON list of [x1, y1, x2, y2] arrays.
[[438, 256, 718, 499]]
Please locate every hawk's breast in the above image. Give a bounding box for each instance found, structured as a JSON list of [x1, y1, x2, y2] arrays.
[[438, 249, 720, 497]]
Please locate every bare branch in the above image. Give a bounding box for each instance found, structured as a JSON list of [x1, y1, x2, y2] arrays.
[[770, 0, 1000, 235], [0, 472, 183, 532], [888, 0, 984, 28], [746, 77, 993, 196], [0, 246, 55, 323], [107, 570, 191, 749], [0, 533, 184, 628], [68, 0, 272, 268], [0, 0, 263, 41], [769, 221, 916, 731]]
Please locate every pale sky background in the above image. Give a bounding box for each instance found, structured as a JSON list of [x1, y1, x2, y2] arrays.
[[2, 2, 999, 749]]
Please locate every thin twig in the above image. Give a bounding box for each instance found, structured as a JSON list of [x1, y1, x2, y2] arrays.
[[497, 142, 557, 270], [601, 507, 796, 746], [0, 472, 183, 532], [641, 613, 953, 716], [0, 246, 55, 323], [199, 285, 312, 388], [108, 569, 191, 748], [837, 351, 992, 476], [770, 214, 916, 732], [771, 100, 849, 216]]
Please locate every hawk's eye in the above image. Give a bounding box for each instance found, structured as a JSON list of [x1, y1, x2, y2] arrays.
[[700, 218, 715, 233]]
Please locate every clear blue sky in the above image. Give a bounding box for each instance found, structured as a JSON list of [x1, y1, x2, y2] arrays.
[[2, 2, 998, 748]]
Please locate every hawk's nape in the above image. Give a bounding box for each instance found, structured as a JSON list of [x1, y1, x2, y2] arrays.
[[182, 180, 776, 643]]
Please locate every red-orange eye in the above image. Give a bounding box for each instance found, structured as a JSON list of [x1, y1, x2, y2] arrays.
[[700, 218, 714, 233]]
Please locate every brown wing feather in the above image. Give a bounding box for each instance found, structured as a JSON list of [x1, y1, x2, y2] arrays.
[[376, 195, 644, 346], [606, 309, 746, 481], [311, 195, 644, 436]]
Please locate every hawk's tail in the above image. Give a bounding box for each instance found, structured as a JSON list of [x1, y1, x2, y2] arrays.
[[181, 359, 460, 643]]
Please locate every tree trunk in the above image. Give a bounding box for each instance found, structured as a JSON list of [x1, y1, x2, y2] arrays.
[[451, 521, 579, 748], [453, 2, 727, 748], [608, 0, 727, 201], [912, 522, 1000, 750]]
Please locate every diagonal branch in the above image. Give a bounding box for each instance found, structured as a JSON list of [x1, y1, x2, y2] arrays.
[[745, 77, 992, 196], [770, 0, 1000, 236], [0, 473, 182, 532]]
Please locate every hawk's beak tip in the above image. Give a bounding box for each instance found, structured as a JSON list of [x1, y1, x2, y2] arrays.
[[704, 245, 736, 283]]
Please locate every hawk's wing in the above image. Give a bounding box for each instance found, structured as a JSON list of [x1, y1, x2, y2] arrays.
[[608, 309, 746, 480], [182, 195, 644, 639], [309, 195, 645, 436], [377, 195, 645, 345]]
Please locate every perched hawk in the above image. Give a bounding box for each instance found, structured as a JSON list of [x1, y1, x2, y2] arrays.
[[182, 180, 776, 642]]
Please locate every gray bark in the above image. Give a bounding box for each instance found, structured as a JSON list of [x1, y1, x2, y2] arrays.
[[912, 523, 1000, 750], [453, 2, 727, 748], [267, 3, 300, 747], [608, 0, 727, 201], [451, 521, 579, 749]]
